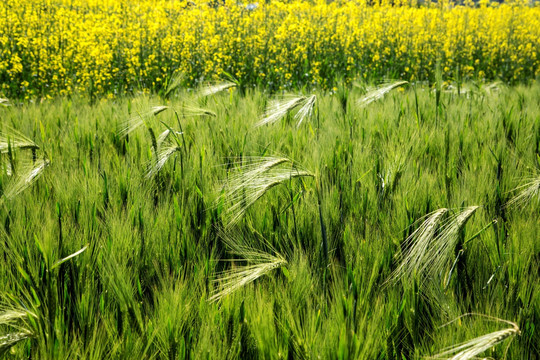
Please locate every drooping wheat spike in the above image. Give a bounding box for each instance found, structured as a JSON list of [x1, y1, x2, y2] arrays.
[[256, 95, 316, 128], [504, 175, 540, 210], [0, 332, 32, 356], [294, 95, 317, 128], [1, 157, 49, 201], [424, 206, 478, 282], [209, 229, 287, 302], [387, 206, 479, 289], [256, 96, 305, 127], [156, 129, 172, 149], [356, 80, 408, 108], [119, 105, 170, 138], [146, 144, 181, 179], [119, 104, 215, 137], [197, 81, 237, 97], [0, 309, 29, 324], [145, 127, 185, 179], [431, 314, 520, 360], [386, 208, 449, 286], [0, 307, 34, 356], [176, 103, 216, 118], [209, 253, 287, 302], [220, 157, 314, 226], [0, 127, 39, 153]]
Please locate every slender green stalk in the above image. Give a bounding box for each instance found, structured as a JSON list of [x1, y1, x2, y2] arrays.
[[315, 179, 328, 266]]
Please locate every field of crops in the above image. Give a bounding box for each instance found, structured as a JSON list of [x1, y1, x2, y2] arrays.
[[1, 0, 540, 359], [0, 80, 539, 358], [0, 0, 539, 99]]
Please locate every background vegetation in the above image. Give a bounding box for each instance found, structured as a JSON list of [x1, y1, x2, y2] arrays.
[[0, 0, 539, 99]]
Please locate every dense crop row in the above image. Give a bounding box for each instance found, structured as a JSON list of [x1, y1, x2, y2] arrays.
[[0, 0, 539, 98], [0, 82, 539, 358]]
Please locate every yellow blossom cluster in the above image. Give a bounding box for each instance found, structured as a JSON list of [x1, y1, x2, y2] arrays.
[[0, 0, 539, 98]]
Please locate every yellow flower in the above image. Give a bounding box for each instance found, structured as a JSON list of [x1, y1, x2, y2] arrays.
[[0, 0, 537, 97]]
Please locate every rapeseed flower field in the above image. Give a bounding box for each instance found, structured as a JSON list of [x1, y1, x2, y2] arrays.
[[0, 0, 539, 98]]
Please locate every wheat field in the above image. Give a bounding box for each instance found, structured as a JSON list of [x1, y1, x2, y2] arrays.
[[0, 80, 538, 358], [1, 0, 540, 359]]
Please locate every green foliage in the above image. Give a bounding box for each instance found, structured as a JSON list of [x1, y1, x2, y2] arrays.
[[0, 82, 539, 358]]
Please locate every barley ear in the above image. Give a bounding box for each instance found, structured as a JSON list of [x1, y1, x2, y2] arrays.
[[0, 308, 35, 356], [356, 80, 408, 108], [209, 229, 287, 302], [0, 127, 39, 153], [219, 157, 314, 226], [197, 81, 237, 98], [119, 105, 170, 138], [294, 95, 316, 128], [2, 157, 50, 201], [387, 206, 479, 289], [504, 176, 540, 210], [386, 208, 449, 286], [430, 314, 519, 360], [256, 95, 316, 128]]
